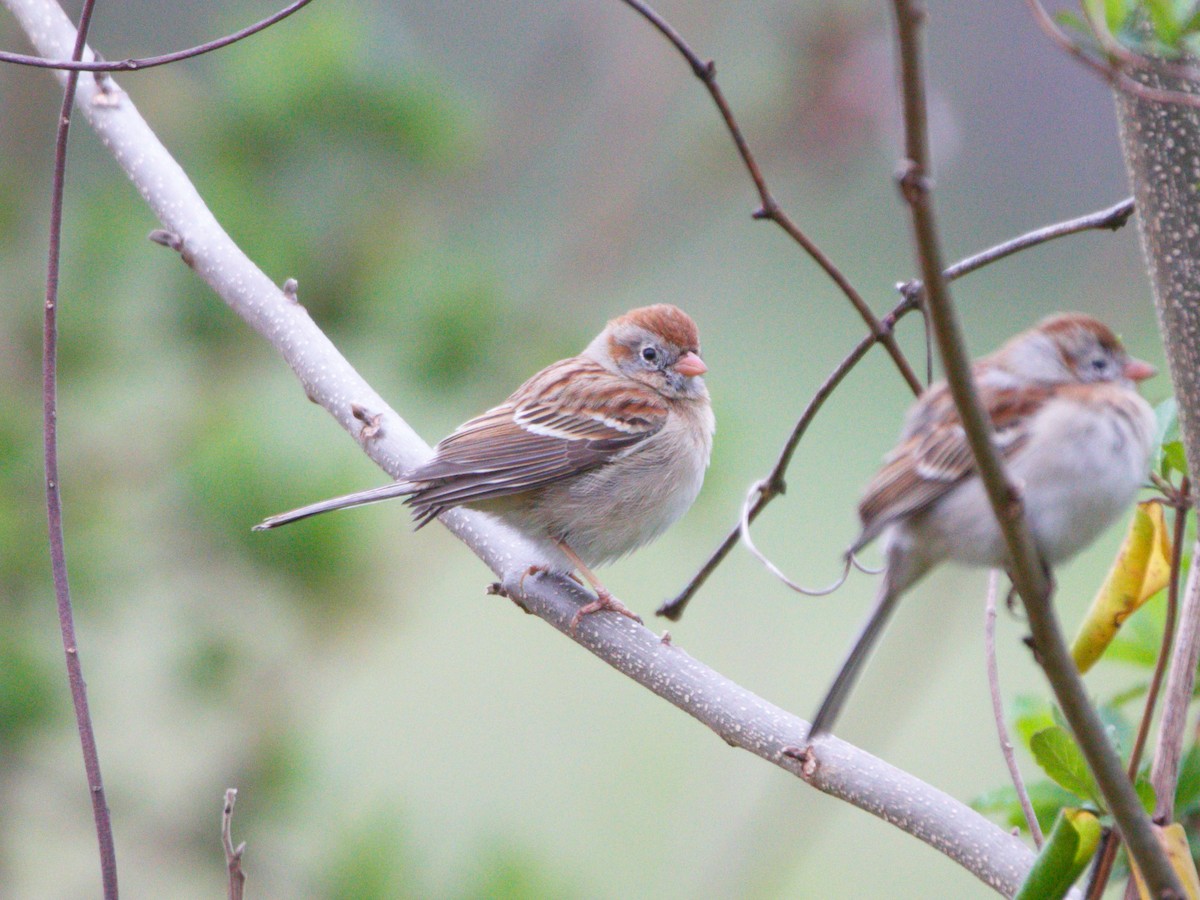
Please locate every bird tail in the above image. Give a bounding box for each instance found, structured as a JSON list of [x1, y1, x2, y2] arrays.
[[807, 577, 904, 741], [253, 481, 417, 531]]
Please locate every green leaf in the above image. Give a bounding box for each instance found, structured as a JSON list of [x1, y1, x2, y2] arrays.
[[1153, 398, 1182, 477], [1146, 0, 1184, 43], [1055, 10, 1094, 38], [1098, 702, 1135, 761], [1174, 744, 1200, 811], [1107, 0, 1133, 32], [972, 780, 1080, 834], [1135, 772, 1157, 814], [1015, 695, 1058, 749], [1014, 808, 1103, 900], [1107, 592, 1169, 669], [1031, 726, 1104, 809], [1183, 4, 1200, 35], [1163, 440, 1188, 478]]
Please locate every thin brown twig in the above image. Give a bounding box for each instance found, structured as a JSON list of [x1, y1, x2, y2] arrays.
[[891, 0, 1179, 893], [985, 570, 1043, 847], [1088, 488, 1190, 899], [1024, 0, 1200, 110], [616, 0, 923, 396], [0, 0, 315, 71], [222, 789, 246, 900], [659, 195, 1137, 620], [1149, 544, 1200, 821], [42, 1, 116, 897]]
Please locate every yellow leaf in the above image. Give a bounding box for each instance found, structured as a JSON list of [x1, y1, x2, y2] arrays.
[[1071, 501, 1172, 673], [1130, 822, 1200, 899]]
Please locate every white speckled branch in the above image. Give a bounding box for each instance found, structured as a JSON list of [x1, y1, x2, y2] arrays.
[[1, 0, 1058, 894], [1115, 55, 1200, 832]]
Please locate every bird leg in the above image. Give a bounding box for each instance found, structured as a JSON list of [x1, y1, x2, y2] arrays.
[[555, 541, 643, 635]]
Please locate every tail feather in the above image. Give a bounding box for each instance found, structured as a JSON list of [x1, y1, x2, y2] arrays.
[[253, 481, 416, 531], [807, 578, 903, 741]]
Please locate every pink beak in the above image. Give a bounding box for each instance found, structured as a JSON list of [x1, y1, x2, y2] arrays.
[[674, 351, 707, 377], [1124, 358, 1156, 382]]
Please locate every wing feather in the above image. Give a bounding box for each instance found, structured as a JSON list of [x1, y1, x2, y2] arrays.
[[855, 383, 1050, 548], [404, 359, 667, 523]]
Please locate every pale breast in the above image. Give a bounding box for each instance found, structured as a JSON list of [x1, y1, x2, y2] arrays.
[[529, 399, 714, 567]]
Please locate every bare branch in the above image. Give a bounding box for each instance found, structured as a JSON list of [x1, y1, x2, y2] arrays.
[[1150, 536, 1200, 821], [888, 0, 1179, 893], [617, 0, 924, 396], [944, 198, 1134, 281], [223, 789, 246, 900], [0, 0, 1061, 892], [985, 572, 1043, 847], [0, 0, 315, 71], [40, 0, 116, 896]]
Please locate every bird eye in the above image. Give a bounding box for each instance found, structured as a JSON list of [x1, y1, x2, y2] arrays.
[[641, 346, 659, 363], [1091, 357, 1108, 371]]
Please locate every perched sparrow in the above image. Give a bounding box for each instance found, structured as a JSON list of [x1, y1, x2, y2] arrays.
[[808, 313, 1157, 740], [256, 304, 715, 631]]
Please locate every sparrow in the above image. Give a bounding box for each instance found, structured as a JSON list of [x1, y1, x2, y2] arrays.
[[256, 304, 715, 632], [808, 312, 1157, 740]]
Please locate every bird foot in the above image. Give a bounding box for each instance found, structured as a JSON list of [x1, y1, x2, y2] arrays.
[[569, 590, 643, 636]]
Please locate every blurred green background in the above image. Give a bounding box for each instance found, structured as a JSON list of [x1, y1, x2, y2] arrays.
[[0, 1, 1172, 897]]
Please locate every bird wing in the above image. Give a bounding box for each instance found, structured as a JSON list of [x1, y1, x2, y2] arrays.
[[854, 382, 1049, 548], [406, 359, 667, 523]]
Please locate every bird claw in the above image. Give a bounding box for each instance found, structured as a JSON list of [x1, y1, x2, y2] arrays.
[[568, 590, 643, 636]]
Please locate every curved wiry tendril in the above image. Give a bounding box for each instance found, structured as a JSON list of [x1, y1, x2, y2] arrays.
[[848, 551, 884, 575], [738, 481, 852, 596]]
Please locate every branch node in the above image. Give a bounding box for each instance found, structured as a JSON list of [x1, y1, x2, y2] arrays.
[[751, 200, 778, 220], [147, 228, 182, 251], [281, 278, 299, 302], [896, 159, 931, 204], [90, 72, 119, 107], [659, 630, 672, 645], [782, 745, 818, 778], [222, 788, 246, 900], [351, 403, 383, 441]]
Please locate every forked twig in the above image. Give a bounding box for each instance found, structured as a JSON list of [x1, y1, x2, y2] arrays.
[[660, 196, 1136, 620], [617, 0, 923, 395], [0, 0, 315, 71]]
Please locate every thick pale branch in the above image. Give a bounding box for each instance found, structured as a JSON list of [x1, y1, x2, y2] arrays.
[[1113, 35, 1200, 837], [0, 0, 1057, 894]]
